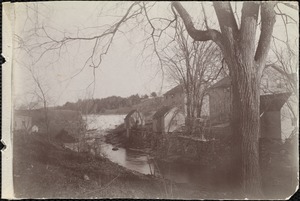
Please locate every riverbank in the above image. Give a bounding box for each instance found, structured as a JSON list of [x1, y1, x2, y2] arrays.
[[13, 132, 228, 199], [105, 123, 127, 147], [105, 123, 298, 199]]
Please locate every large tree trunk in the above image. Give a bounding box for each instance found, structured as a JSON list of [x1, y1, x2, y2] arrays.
[[229, 58, 262, 197], [173, 2, 276, 198], [223, 17, 263, 196]]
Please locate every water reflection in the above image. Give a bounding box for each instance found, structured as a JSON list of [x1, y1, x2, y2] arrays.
[[98, 142, 154, 175], [97, 141, 215, 185]]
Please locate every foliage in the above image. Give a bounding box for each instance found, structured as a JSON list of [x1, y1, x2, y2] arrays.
[[151, 92, 157, 98], [59, 94, 142, 114]]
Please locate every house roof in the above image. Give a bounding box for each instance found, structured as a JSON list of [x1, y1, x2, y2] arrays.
[[209, 77, 231, 89], [260, 92, 291, 112], [153, 106, 172, 119], [164, 85, 184, 96], [124, 109, 138, 119]]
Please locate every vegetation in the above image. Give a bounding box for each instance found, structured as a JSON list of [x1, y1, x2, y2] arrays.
[[58, 94, 159, 114]]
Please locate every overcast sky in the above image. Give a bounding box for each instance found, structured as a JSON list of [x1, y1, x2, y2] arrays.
[[13, 2, 176, 107], [11, 1, 298, 108]]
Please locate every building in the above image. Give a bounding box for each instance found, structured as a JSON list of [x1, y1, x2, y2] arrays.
[[163, 84, 210, 118], [153, 106, 185, 134], [260, 92, 291, 139], [260, 66, 295, 95], [31, 125, 39, 133], [163, 85, 185, 110], [207, 77, 232, 124], [13, 109, 85, 138], [14, 114, 32, 132], [208, 76, 293, 140], [124, 109, 145, 137]]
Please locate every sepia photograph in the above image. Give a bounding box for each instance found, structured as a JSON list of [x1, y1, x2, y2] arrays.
[[2, 1, 299, 199]]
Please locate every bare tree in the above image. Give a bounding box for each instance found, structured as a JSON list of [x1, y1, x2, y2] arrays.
[[162, 22, 223, 134], [25, 65, 51, 142]]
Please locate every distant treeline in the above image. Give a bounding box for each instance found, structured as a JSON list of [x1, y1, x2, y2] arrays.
[[57, 94, 151, 114]]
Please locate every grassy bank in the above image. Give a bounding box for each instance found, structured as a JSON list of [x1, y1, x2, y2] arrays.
[[13, 132, 221, 199]]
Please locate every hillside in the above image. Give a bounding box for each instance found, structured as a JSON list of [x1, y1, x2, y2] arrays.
[[103, 97, 163, 117], [57, 94, 164, 117]]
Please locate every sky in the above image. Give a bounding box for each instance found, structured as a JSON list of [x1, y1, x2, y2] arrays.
[[12, 2, 175, 107], [10, 1, 298, 108]]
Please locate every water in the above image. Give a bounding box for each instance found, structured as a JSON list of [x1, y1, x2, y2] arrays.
[[97, 140, 220, 186], [79, 115, 155, 175], [83, 114, 125, 131], [96, 139, 214, 184], [97, 142, 155, 175], [69, 114, 221, 186]]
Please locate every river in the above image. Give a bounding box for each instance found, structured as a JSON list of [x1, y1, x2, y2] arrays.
[[67, 114, 225, 187]]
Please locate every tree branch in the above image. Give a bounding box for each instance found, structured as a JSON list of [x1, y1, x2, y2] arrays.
[[265, 64, 297, 90], [212, 2, 240, 60], [281, 2, 298, 10], [240, 2, 260, 59], [213, 2, 239, 38], [255, 2, 276, 71], [171, 2, 223, 49]]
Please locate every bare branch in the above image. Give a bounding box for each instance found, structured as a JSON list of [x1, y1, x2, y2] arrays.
[[240, 2, 260, 58], [280, 2, 299, 10], [201, 3, 209, 29], [171, 2, 223, 48], [255, 2, 276, 71], [213, 2, 239, 38]]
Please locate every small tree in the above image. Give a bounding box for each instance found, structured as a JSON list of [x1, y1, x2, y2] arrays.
[[22, 64, 51, 142], [162, 22, 223, 134]]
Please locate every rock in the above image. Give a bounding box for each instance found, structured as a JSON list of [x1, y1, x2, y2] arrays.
[[112, 147, 119, 151]]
